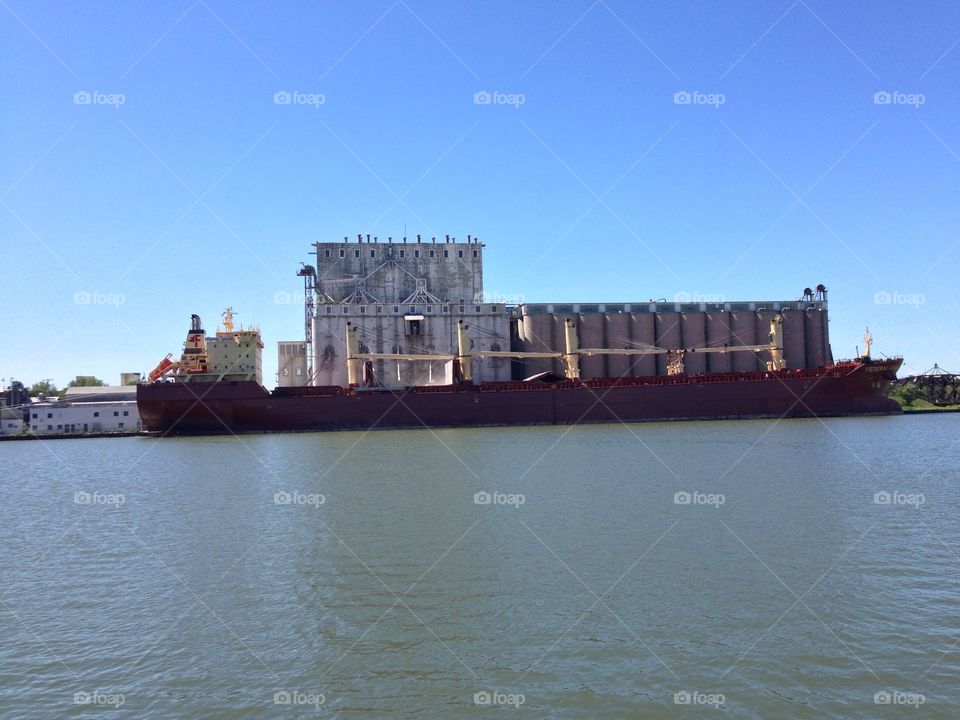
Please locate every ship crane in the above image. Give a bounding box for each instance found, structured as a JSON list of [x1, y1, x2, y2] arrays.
[[344, 317, 786, 386]]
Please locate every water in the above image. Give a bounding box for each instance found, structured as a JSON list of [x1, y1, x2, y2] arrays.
[[1, 415, 957, 718]]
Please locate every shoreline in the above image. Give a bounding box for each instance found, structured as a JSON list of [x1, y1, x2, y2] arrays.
[[0, 431, 145, 442]]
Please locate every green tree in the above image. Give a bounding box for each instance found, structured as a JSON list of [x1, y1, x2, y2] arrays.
[[68, 377, 106, 387], [890, 384, 922, 408], [28, 379, 58, 397]]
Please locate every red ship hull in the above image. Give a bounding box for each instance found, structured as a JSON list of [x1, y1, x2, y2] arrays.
[[136, 359, 902, 436]]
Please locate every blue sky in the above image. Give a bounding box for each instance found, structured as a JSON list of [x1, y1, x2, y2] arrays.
[[2, 0, 957, 388]]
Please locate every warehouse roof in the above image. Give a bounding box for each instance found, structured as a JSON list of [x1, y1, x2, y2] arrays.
[[62, 386, 137, 403]]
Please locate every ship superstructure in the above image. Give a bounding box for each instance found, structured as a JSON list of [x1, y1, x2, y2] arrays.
[[148, 308, 263, 385]]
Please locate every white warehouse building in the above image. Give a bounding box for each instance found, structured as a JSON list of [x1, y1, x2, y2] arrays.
[[27, 401, 140, 434]]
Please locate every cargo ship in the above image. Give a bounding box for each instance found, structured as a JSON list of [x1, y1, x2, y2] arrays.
[[138, 309, 902, 436]]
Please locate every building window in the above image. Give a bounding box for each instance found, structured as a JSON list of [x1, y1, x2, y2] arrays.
[[47, 425, 52, 431], [442, 305, 449, 313], [94, 412, 99, 417], [491, 305, 498, 312], [47, 412, 52, 419], [429, 249, 435, 258], [414, 249, 420, 258], [114, 411, 119, 417], [32, 413, 37, 419], [370, 249, 376, 258], [393, 306, 399, 313], [409, 306, 416, 313], [123, 410, 129, 416], [118, 422, 124, 429], [296, 368, 302, 376], [473, 250, 478, 258], [458, 249, 463, 258], [376, 305, 383, 313], [324, 249, 330, 258], [426, 305, 432, 313], [326, 307, 332, 314], [354, 249, 360, 258], [406, 319, 421, 336], [444, 250, 449, 258], [360, 306, 366, 314], [342, 306, 349, 314], [476, 306, 481, 313], [399, 249, 405, 258], [339, 249, 345, 258]]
